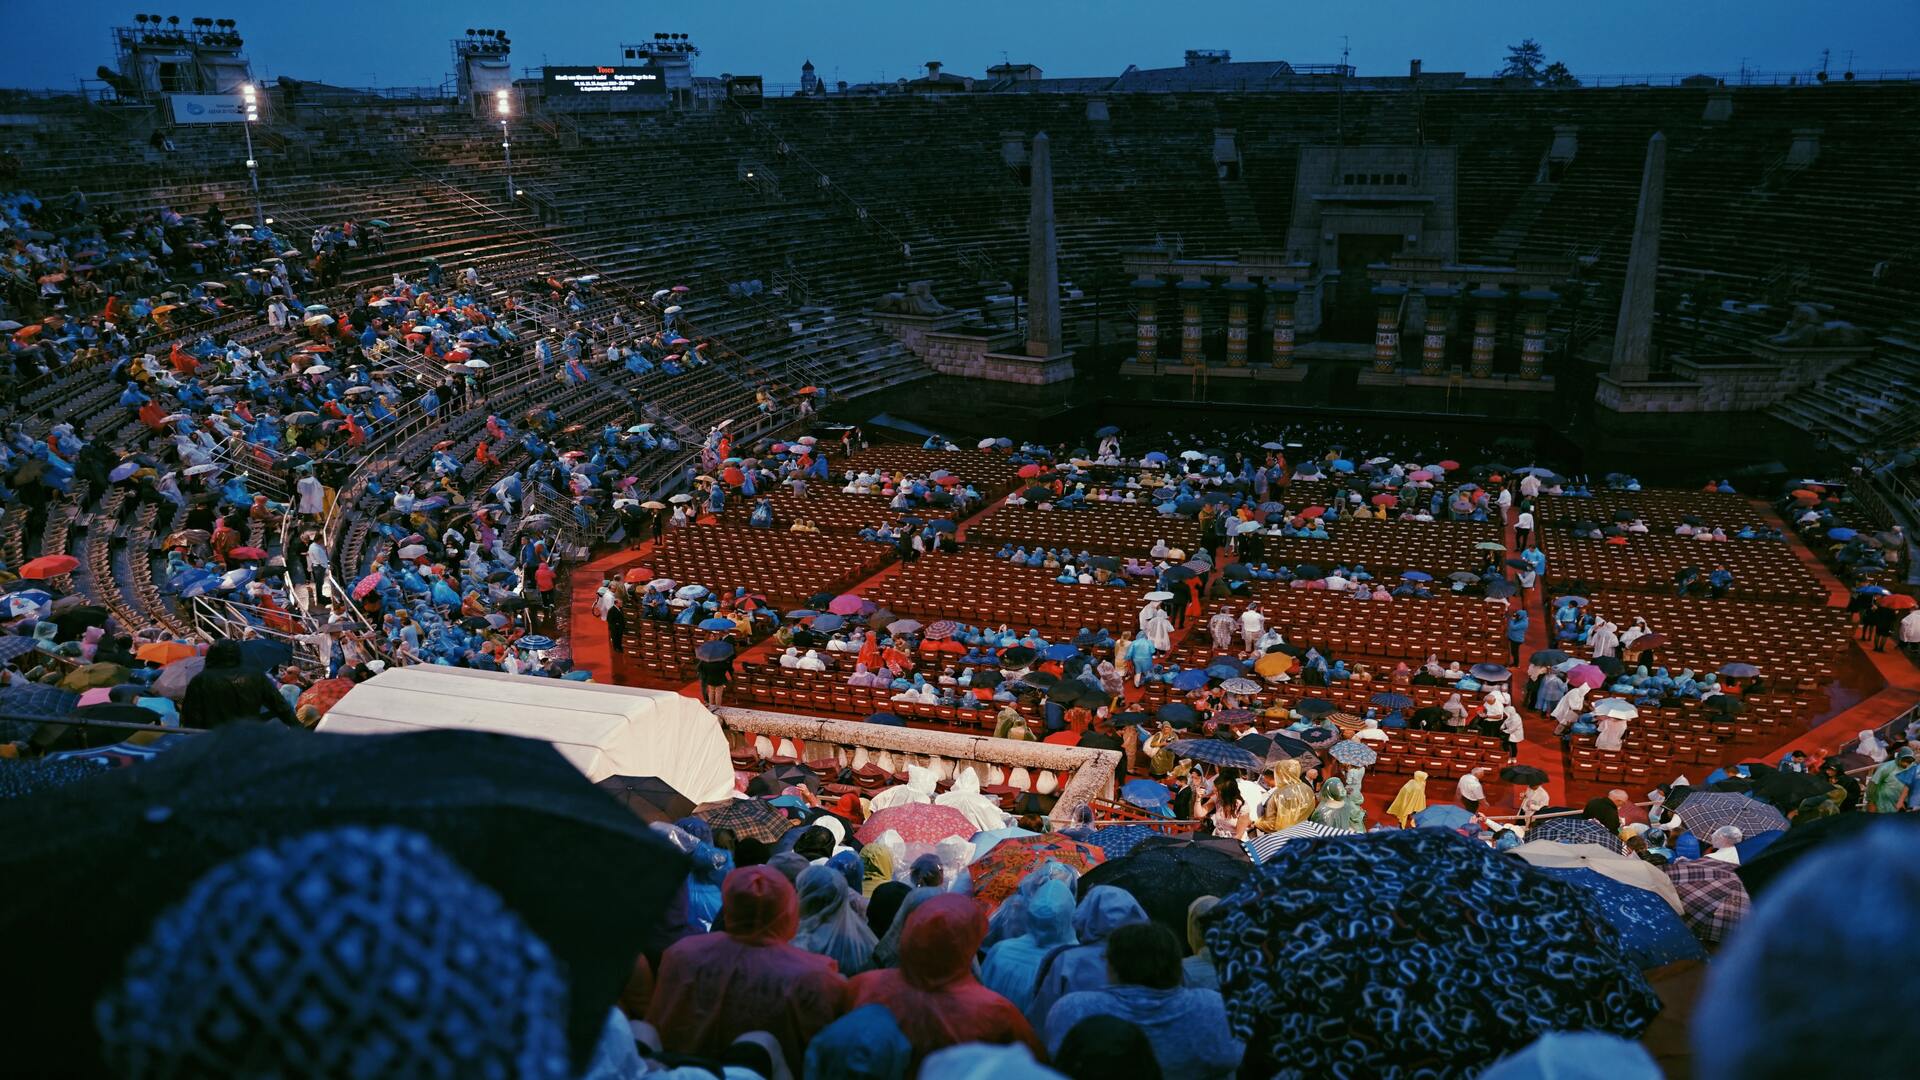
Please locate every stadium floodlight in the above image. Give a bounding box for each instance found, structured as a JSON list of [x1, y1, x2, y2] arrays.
[[495, 90, 514, 203], [239, 83, 263, 230]]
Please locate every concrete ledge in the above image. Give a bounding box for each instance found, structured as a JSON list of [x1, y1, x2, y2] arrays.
[[717, 707, 1120, 828], [1359, 369, 1554, 393]]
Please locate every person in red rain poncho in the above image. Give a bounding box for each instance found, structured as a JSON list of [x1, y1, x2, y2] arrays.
[[646, 865, 849, 1064], [847, 893, 1044, 1068]]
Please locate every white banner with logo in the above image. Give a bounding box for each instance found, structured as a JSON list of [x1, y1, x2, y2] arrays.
[[168, 93, 249, 125]]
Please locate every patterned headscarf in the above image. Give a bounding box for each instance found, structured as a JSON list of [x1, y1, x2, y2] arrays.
[[96, 826, 569, 1080], [1204, 829, 1660, 1078]]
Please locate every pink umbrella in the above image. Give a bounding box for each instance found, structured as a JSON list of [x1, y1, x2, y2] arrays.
[[1410, 469, 1434, 482], [828, 593, 864, 616], [855, 804, 975, 845], [1567, 663, 1605, 689]]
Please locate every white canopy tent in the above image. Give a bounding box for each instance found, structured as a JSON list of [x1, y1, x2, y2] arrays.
[[316, 667, 735, 804]]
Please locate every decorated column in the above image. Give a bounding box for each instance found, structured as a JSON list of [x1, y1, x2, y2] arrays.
[[1419, 286, 1456, 375], [1519, 288, 1556, 379], [1268, 282, 1300, 368], [1132, 277, 1162, 365], [1177, 280, 1209, 367], [1222, 281, 1257, 367], [1372, 284, 1407, 374], [1469, 286, 1505, 377]]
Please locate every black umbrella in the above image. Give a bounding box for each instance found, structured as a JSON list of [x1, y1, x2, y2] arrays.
[[1737, 813, 1920, 898], [1593, 655, 1625, 676], [1294, 697, 1336, 717], [1087, 555, 1121, 572], [1046, 680, 1085, 705], [1081, 840, 1252, 956], [1500, 764, 1549, 785], [0, 725, 689, 1074], [1703, 695, 1745, 715], [748, 764, 819, 797], [1742, 763, 1831, 812], [1020, 670, 1061, 690], [595, 775, 697, 824], [1001, 646, 1037, 668], [30, 703, 163, 752], [225, 637, 293, 671]]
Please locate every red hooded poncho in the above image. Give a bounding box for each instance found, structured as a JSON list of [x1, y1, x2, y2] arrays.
[[847, 894, 1044, 1067], [646, 865, 849, 1064]]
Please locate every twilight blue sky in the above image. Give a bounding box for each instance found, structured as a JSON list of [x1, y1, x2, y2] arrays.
[[10, 0, 1917, 91]]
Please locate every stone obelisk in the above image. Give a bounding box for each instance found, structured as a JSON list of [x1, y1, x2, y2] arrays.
[[1610, 132, 1665, 383], [1025, 132, 1062, 358]]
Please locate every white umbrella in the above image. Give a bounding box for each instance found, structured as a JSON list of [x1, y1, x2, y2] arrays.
[[1511, 841, 1684, 914], [464, 358, 491, 369], [1590, 699, 1639, 720], [1179, 450, 1206, 461], [1144, 590, 1174, 602], [669, 493, 694, 504], [303, 364, 331, 375]]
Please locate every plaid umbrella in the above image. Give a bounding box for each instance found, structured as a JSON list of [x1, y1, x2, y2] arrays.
[[1208, 830, 1659, 1076], [1087, 824, 1160, 857], [1526, 816, 1627, 855], [1528, 867, 1706, 970], [967, 834, 1105, 913], [855, 803, 974, 845], [0, 685, 81, 741], [698, 798, 794, 843], [1327, 740, 1377, 767], [1244, 820, 1345, 863], [1664, 857, 1752, 946], [1237, 732, 1320, 770], [1674, 791, 1789, 843], [1165, 739, 1264, 771]]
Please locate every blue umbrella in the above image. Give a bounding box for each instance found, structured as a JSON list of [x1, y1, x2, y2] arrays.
[[811, 614, 845, 632], [1294, 698, 1336, 717], [1095, 425, 1121, 438], [1828, 527, 1857, 541], [926, 519, 957, 533], [1735, 828, 1784, 864], [1203, 664, 1240, 681], [1530, 867, 1706, 969], [1400, 570, 1433, 582], [515, 635, 557, 651], [1142, 451, 1169, 465], [865, 712, 906, 727], [1157, 702, 1198, 727], [785, 609, 819, 619], [1170, 670, 1209, 691], [1413, 804, 1476, 829], [1121, 778, 1172, 810], [1087, 824, 1159, 856], [1330, 458, 1355, 472], [109, 462, 139, 482], [1042, 643, 1080, 661], [1369, 692, 1413, 710], [698, 617, 736, 631]]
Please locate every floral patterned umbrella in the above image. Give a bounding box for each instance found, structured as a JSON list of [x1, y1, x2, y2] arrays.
[[967, 834, 1105, 912]]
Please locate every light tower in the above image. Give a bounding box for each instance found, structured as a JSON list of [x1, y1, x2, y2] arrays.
[[240, 82, 263, 229], [495, 88, 514, 202]]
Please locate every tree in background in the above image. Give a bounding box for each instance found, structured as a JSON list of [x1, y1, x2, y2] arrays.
[[1499, 39, 1582, 87]]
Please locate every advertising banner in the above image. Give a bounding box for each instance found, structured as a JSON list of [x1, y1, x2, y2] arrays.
[[544, 65, 666, 96], [168, 92, 249, 124]]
